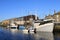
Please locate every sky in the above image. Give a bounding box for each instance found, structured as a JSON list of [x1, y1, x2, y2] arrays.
[[0, 0, 60, 21]]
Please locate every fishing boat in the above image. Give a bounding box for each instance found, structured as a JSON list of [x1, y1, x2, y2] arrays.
[[34, 19, 54, 32]]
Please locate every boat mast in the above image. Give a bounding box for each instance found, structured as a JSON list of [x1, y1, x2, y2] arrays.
[[35, 13, 37, 20]]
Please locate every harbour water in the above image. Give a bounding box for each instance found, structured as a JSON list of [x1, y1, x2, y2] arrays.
[[0, 27, 60, 40]]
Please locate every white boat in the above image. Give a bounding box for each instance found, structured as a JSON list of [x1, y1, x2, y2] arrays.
[[34, 19, 54, 32], [7, 21, 17, 29], [10, 24, 17, 29], [21, 29, 34, 34], [19, 25, 34, 33]]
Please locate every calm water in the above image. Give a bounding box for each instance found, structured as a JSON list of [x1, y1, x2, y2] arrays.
[[0, 27, 60, 40]]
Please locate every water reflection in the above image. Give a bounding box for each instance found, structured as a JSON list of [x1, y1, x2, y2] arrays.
[[54, 32, 60, 40], [33, 32, 54, 40], [3, 27, 60, 40], [10, 29, 54, 40], [0, 27, 55, 40]]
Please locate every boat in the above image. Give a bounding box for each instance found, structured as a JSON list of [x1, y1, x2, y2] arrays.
[[7, 21, 17, 29], [19, 25, 34, 33], [6, 21, 18, 33], [21, 29, 34, 34], [33, 19, 54, 32], [10, 23, 17, 29]]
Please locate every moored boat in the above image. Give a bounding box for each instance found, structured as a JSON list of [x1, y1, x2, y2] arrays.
[[34, 19, 54, 32]]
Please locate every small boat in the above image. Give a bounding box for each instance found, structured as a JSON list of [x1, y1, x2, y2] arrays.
[[19, 26, 34, 33], [7, 21, 17, 29]]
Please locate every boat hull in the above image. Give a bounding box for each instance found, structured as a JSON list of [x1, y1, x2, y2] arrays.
[[34, 23, 54, 32]]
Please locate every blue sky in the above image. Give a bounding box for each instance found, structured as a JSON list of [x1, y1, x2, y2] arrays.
[[0, 0, 60, 21]]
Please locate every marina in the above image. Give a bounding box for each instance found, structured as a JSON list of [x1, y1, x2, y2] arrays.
[[6, 18, 54, 33], [0, 0, 60, 40], [0, 14, 60, 40]]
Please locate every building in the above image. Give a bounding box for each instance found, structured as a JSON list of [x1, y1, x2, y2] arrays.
[[53, 12, 60, 22], [2, 15, 39, 25], [45, 14, 53, 19], [45, 11, 60, 22]]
